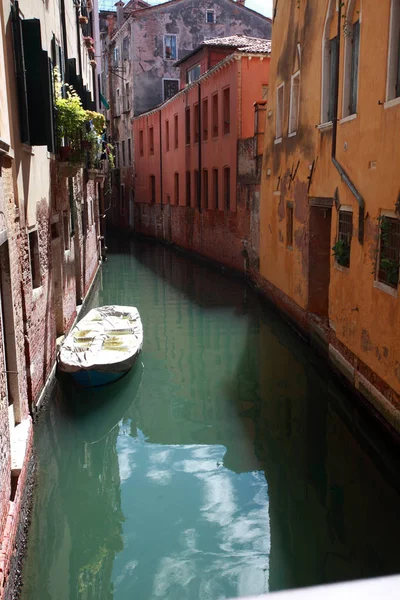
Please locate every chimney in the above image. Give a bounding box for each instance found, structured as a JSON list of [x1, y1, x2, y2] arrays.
[[237, 0, 245, 5], [115, 1, 125, 29]]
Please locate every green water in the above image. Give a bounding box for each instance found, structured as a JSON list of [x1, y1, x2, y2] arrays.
[[21, 239, 400, 600]]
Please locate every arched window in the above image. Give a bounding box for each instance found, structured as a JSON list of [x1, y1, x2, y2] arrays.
[[321, 0, 339, 124], [342, 1, 361, 118], [387, 0, 400, 102]]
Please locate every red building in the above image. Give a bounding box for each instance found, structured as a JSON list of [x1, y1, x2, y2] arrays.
[[132, 36, 270, 273]]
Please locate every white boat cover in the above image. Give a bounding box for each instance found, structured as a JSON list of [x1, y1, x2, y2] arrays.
[[58, 305, 143, 373]]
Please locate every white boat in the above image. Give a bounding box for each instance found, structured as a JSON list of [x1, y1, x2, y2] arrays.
[[57, 305, 143, 387]]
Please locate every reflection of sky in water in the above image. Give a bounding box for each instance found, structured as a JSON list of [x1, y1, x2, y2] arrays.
[[113, 425, 270, 600]]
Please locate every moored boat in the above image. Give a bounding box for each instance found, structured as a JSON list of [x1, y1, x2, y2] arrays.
[[57, 305, 143, 387]]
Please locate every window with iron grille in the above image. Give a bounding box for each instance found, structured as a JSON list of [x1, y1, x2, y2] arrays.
[[378, 216, 400, 288], [163, 79, 179, 102], [286, 202, 293, 248], [334, 208, 353, 267]]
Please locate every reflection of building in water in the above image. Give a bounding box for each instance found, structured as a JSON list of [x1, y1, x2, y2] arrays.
[[21, 378, 134, 600], [256, 319, 400, 592]]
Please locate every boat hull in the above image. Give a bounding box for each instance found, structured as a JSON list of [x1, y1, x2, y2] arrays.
[[70, 369, 129, 388]]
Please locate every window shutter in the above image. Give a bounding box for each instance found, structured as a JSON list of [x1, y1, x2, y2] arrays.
[[21, 19, 53, 146], [328, 36, 338, 122], [349, 21, 360, 115], [11, 1, 30, 144], [396, 30, 400, 98]]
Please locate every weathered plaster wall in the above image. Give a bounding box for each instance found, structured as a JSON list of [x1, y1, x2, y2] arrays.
[[132, 0, 271, 115]]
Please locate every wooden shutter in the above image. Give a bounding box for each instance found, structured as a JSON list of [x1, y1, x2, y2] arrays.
[[328, 36, 338, 122], [11, 1, 30, 143], [349, 21, 360, 115]]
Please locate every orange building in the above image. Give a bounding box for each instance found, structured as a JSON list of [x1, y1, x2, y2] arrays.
[[260, 0, 400, 432], [132, 36, 270, 272]]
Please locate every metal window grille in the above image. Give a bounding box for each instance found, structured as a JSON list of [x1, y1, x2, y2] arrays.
[[378, 217, 400, 288], [337, 210, 353, 267]]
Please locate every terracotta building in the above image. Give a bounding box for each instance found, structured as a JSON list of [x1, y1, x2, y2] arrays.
[[99, 0, 271, 230], [132, 36, 270, 272], [259, 0, 400, 433], [0, 1, 105, 597]]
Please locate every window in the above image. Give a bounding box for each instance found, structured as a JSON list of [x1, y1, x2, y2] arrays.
[[115, 88, 121, 117], [194, 170, 200, 207], [185, 107, 191, 145], [166, 120, 170, 151], [174, 114, 179, 148], [194, 103, 199, 143], [164, 35, 177, 60], [122, 140, 126, 166], [212, 93, 219, 137], [289, 71, 300, 134], [150, 175, 156, 203], [174, 172, 179, 204], [149, 127, 154, 155], [113, 46, 119, 67], [163, 79, 179, 101], [122, 36, 130, 60], [276, 83, 284, 141], [139, 130, 144, 157], [343, 16, 360, 117], [328, 36, 339, 122], [29, 230, 41, 288], [124, 82, 130, 112], [223, 87, 231, 135], [186, 64, 201, 84], [206, 9, 216, 23], [213, 168, 219, 209], [186, 171, 191, 207], [128, 138, 132, 164], [203, 170, 209, 209], [223, 167, 230, 210], [115, 142, 119, 168], [262, 84, 268, 101], [387, 0, 400, 102], [286, 202, 293, 248], [335, 207, 353, 267], [378, 216, 400, 288], [203, 98, 209, 141]]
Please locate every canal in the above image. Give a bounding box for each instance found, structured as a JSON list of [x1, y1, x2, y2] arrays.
[[21, 238, 400, 599]]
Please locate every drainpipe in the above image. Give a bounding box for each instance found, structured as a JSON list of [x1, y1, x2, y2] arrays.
[[198, 82, 202, 211], [332, 1, 364, 244]]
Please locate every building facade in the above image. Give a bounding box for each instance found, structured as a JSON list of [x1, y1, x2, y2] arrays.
[[259, 0, 400, 433], [132, 38, 270, 272], [100, 0, 271, 230], [0, 1, 105, 597]]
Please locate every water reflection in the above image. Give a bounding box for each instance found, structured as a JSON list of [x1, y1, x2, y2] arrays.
[[21, 238, 400, 600]]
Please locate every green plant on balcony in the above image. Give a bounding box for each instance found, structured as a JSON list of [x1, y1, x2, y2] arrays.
[[54, 69, 86, 162], [85, 110, 105, 135], [105, 143, 115, 170]]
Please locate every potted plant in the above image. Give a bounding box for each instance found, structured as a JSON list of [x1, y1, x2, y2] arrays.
[[85, 110, 105, 135], [79, 15, 88, 25]]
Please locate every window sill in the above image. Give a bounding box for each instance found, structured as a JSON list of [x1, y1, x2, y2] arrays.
[[274, 137, 282, 145], [339, 113, 357, 124], [373, 280, 398, 297], [22, 144, 34, 155], [334, 262, 350, 273], [288, 131, 297, 138], [164, 58, 177, 62], [384, 97, 400, 110], [317, 121, 333, 131]]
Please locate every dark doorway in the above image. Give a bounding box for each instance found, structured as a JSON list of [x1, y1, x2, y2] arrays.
[[308, 201, 332, 317]]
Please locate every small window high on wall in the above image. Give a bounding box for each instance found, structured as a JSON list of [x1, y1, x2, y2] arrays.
[[387, 0, 400, 102], [29, 230, 41, 289], [335, 208, 353, 268], [275, 83, 284, 141], [289, 71, 300, 135], [164, 35, 177, 60], [343, 14, 360, 118]]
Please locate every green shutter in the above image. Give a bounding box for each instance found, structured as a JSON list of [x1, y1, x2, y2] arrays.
[[11, 1, 30, 143], [328, 36, 338, 123], [349, 21, 360, 115]]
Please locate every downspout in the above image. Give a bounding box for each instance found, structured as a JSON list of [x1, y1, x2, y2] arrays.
[[332, 1, 364, 243], [198, 82, 202, 211]]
